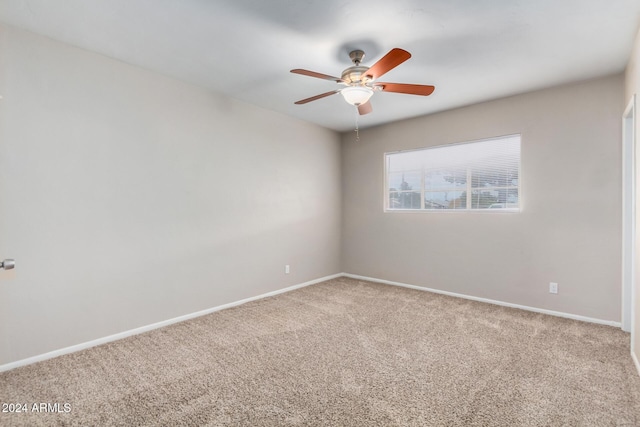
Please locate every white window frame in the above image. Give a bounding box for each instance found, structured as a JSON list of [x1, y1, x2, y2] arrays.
[[384, 134, 521, 213]]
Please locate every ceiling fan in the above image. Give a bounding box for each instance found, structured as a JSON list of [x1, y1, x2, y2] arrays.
[[291, 48, 435, 115]]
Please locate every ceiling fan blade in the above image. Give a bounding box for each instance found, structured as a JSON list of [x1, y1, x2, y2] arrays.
[[294, 90, 340, 105], [290, 69, 344, 83], [375, 82, 435, 96], [364, 48, 411, 80], [358, 100, 373, 115]]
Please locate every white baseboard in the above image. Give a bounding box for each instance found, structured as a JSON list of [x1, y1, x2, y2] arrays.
[[0, 272, 624, 373], [0, 273, 343, 373], [633, 351, 640, 377], [343, 273, 623, 328]]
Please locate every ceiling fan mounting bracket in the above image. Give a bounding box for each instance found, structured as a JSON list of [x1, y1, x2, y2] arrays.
[[348, 49, 365, 65]]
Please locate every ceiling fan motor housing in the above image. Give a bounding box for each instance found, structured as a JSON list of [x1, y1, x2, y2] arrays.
[[341, 66, 370, 85], [342, 50, 370, 85]]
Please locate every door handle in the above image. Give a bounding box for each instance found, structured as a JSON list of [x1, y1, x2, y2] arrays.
[[1, 259, 15, 270]]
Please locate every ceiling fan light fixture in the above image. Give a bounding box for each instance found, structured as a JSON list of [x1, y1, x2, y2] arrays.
[[341, 86, 373, 106]]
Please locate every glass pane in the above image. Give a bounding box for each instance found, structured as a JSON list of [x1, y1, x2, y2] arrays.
[[470, 190, 499, 209], [389, 192, 400, 209], [471, 166, 519, 188], [470, 189, 519, 209], [424, 190, 465, 209], [388, 172, 421, 192], [387, 152, 423, 173], [425, 168, 466, 191], [389, 191, 421, 209]]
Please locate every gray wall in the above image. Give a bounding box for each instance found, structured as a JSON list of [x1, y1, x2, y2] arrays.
[[0, 21, 630, 367], [342, 74, 624, 322], [0, 24, 342, 365]]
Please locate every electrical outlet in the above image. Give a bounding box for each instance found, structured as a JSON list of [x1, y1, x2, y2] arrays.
[[285, 265, 290, 274], [549, 282, 558, 294]]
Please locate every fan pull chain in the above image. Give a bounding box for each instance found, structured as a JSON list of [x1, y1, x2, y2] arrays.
[[354, 105, 360, 142]]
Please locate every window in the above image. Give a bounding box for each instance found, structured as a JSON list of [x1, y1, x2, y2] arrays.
[[385, 135, 521, 211]]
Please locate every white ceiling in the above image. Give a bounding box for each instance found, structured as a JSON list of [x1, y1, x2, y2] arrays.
[[1, 0, 639, 132]]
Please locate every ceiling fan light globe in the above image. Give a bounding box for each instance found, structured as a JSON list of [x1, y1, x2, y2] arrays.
[[341, 86, 373, 106]]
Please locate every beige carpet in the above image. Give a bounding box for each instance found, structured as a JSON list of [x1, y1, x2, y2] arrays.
[[1, 276, 640, 426]]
